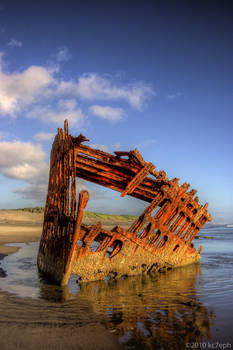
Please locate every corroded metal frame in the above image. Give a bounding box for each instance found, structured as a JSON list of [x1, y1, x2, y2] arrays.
[[37, 120, 211, 285]]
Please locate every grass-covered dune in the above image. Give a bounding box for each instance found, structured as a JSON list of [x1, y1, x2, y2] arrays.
[[0, 208, 137, 255], [0, 207, 138, 225], [83, 211, 137, 221]]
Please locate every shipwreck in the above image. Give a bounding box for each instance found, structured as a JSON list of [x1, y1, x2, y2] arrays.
[[37, 120, 211, 285]]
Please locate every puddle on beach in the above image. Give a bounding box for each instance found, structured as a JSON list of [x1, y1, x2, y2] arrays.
[[0, 227, 233, 348]]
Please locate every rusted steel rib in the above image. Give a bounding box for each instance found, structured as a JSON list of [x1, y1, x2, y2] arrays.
[[37, 120, 211, 285], [121, 162, 155, 197]]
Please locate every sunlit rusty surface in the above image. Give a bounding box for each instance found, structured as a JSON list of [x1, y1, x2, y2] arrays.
[[37, 120, 211, 285]]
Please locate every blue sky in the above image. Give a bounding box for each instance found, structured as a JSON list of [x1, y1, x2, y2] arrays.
[[0, 0, 232, 224]]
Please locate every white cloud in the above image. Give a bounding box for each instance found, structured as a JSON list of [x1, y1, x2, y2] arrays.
[[33, 132, 55, 142], [0, 141, 45, 168], [0, 140, 49, 202], [73, 74, 154, 109], [0, 54, 154, 124], [27, 99, 85, 126], [56, 74, 154, 109], [55, 80, 74, 94], [89, 105, 125, 122], [3, 163, 39, 181], [7, 38, 22, 48], [0, 63, 54, 116], [56, 46, 71, 62], [0, 54, 155, 205], [13, 184, 47, 202], [58, 98, 76, 110], [89, 143, 110, 152], [0, 140, 49, 183]]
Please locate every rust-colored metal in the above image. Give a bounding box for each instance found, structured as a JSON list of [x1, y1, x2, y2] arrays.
[[37, 120, 211, 285]]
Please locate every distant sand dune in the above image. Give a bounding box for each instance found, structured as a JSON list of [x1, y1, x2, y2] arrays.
[[0, 209, 134, 255], [0, 210, 43, 225], [0, 210, 43, 254]]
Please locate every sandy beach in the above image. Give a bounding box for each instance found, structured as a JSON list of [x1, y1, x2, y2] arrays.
[[0, 210, 134, 255], [0, 210, 121, 350], [0, 210, 43, 255]]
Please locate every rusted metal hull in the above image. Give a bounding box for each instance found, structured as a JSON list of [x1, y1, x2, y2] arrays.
[[37, 120, 211, 285]]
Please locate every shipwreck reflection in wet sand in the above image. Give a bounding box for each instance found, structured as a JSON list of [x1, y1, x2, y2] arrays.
[[1, 242, 215, 349], [40, 263, 215, 349]]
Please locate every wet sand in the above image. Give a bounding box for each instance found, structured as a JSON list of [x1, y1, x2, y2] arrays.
[[0, 290, 121, 350], [0, 210, 122, 350]]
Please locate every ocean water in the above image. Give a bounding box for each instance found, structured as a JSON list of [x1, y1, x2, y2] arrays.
[[0, 226, 232, 349]]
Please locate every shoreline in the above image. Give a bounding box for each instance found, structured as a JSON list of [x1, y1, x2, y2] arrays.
[[0, 221, 42, 279], [0, 210, 121, 350], [0, 209, 134, 256], [0, 224, 42, 255], [0, 209, 43, 255]]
